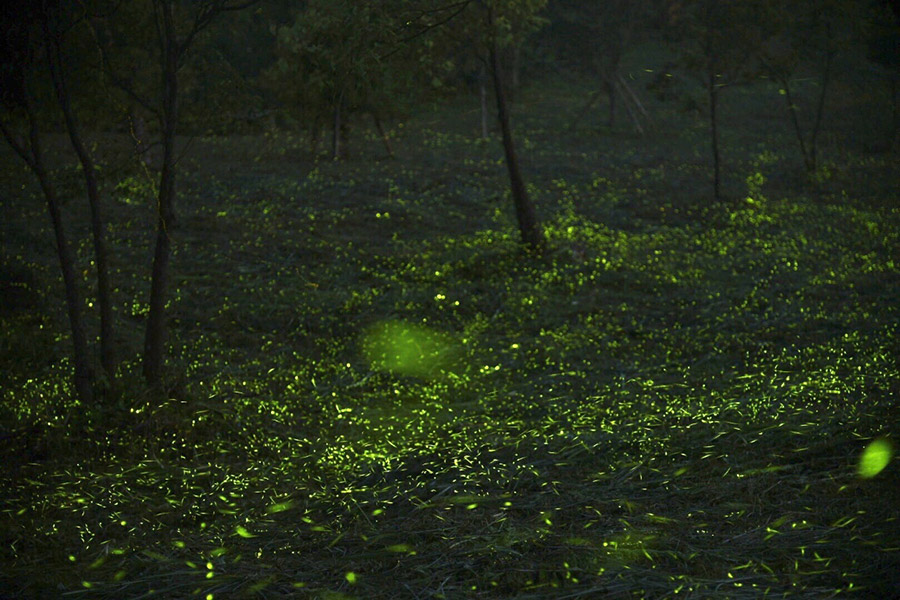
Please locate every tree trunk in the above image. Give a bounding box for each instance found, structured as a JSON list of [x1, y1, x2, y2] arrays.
[[567, 89, 602, 132], [892, 76, 898, 150], [707, 63, 722, 201], [371, 110, 394, 158], [480, 63, 489, 139], [44, 21, 116, 380], [332, 91, 343, 161], [780, 80, 812, 171], [309, 118, 321, 159], [130, 108, 155, 169], [808, 33, 834, 172], [36, 155, 95, 403], [488, 7, 544, 252], [605, 75, 616, 128], [0, 114, 96, 404], [143, 4, 179, 390]]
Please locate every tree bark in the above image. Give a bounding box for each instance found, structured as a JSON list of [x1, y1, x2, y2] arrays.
[[780, 80, 812, 170], [488, 7, 544, 252], [0, 115, 95, 404], [480, 63, 489, 139], [605, 75, 616, 128], [704, 21, 722, 202], [143, 2, 179, 389], [371, 110, 394, 158], [34, 141, 95, 404], [892, 76, 898, 150], [332, 90, 343, 160], [708, 75, 721, 201], [43, 17, 116, 380], [808, 29, 834, 172], [130, 107, 156, 169]]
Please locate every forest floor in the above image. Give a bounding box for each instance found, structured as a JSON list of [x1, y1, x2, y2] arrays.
[[1, 52, 899, 599]]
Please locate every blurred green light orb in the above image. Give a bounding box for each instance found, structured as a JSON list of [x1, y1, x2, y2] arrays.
[[362, 320, 458, 379], [858, 438, 893, 479]]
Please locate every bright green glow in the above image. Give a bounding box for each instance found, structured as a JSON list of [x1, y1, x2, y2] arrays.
[[266, 500, 294, 514], [362, 319, 459, 379], [858, 438, 893, 479], [235, 526, 255, 538]]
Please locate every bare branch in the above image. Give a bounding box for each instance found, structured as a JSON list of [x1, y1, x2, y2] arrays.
[[82, 8, 159, 117], [381, 0, 472, 60], [0, 117, 35, 169], [179, 0, 261, 58]]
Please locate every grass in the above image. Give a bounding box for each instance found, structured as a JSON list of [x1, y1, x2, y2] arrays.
[[1, 49, 898, 598]]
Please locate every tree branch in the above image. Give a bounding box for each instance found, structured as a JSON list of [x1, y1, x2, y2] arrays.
[[380, 0, 472, 60]]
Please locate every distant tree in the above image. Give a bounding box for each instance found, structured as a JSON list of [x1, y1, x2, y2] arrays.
[[422, 0, 546, 249], [267, 0, 545, 249], [477, 0, 547, 250], [432, 0, 545, 137], [90, 0, 258, 391], [756, 0, 864, 171], [549, 0, 650, 131], [264, 0, 446, 160], [0, 3, 95, 403], [669, 0, 763, 201]]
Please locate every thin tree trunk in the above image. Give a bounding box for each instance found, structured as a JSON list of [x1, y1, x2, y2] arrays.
[[809, 37, 834, 172], [488, 7, 543, 252], [892, 76, 898, 150], [0, 115, 95, 404], [708, 63, 722, 201], [43, 20, 116, 380], [780, 79, 812, 170], [567, 89, 603, 132], [130, 108, 155, 169], [606, 75, 616, 128], [332, 90, 343, 161], [480, 63, 489, 139], [143, 4, 179, 390], [371, 110, 394, 158], [309, 118, 321, 159], [35, 148, 95, 404]]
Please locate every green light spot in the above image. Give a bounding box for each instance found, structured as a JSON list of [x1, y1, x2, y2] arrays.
[[362, 320, 459, 379], [235, 525, 255, 538], [266, 500, 294, 514], [345, 571, 357, 584], [858, 438, 893, 478]]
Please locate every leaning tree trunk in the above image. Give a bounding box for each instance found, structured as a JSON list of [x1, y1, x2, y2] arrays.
[[143, 13, 179, 390], [488, 7, 544, 252], [707, 59, 722, 201], [370, 109, 394, 158], [35, 151, 95, 403], [892, 76, 899, 150], [332, 90, 344, 161], [605, 75, 616, 128], [44, 23, 116, 380], [779, 79, 812, 171], [480, 63, 490, 139], [808, 37, 834, 172], [0, 114, 95, 404]]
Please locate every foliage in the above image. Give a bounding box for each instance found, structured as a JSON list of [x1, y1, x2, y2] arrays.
[[262, 0, 446, 142]]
